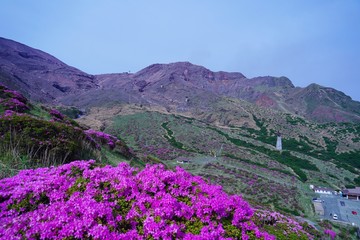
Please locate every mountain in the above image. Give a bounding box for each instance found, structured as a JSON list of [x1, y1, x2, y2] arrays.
[[63, 61, 360, 124], [1, 37, 359, 123], [0, 37, 99, 103], [287, 83, 360, 122]]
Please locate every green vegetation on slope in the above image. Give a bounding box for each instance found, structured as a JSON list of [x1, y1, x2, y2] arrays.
[[0, 115, 98, 178], [207, 126, 319, 182], [0, 85, 140, 178], [101, 108, 360, 219]]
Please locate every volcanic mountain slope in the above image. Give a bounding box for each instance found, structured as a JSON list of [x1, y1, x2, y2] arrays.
[[287, 83, 360, 122], [64, 61, 360, 123], [1, 37, 360, 123], [0, 37, 98, 103]]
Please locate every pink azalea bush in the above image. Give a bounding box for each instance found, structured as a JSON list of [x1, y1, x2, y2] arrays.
[[85, 129, 118, 149], [253, 211, 313, 239], [3, 89, 28, 104], [324, 229, 336, 240], [49, 109, 65, 120], [0, 98, 29, 112], [0, 87, 29, 113], [0, 110, 23, 118], [48, 108, 83, 127], [0, 161, 276, 239]]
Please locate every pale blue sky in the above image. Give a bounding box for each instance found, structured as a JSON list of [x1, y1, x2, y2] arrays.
[[1, 0, 360, 100]]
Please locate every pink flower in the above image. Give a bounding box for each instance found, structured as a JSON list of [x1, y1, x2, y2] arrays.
[[0, 161, 314, 239], [324, 229, 336, 239]]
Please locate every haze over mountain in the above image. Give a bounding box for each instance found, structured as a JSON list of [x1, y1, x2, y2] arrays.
[[1, 37, 360, 123]]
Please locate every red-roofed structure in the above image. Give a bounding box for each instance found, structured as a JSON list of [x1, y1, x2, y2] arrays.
[[342, 187, 360, 200]]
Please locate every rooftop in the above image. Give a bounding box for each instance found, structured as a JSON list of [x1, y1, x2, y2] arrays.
[[313, 186, 333, 192], [343, 187, 360, 195]]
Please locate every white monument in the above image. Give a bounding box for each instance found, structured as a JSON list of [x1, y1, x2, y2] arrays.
[[276, 133, 282, 151]]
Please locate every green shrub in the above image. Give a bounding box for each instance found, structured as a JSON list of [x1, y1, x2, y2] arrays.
[[354, 176, 360, 185], [0, 115, 100, 178]]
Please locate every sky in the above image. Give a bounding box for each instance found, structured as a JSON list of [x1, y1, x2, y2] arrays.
[[1, 0, 360, 101]]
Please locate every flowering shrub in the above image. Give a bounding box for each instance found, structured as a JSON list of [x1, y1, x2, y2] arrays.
[[0, 110, 23, 118], [0, 115, 98, 166], [47, 108, 83, 127], [0, 86, 29, 113], [3, 89, 28, 104], [0, 161, 277, 239], [84, 129, 134, 159], [253, 210, 313, 239], [0, 88, 134, 176], [85, 129, 119, 150], [49, 109, 65, 120], [143, 145, 174, 159], [0, 98, 29, 112], [324, 229, 336, 240], [203, 161, 303, 215]]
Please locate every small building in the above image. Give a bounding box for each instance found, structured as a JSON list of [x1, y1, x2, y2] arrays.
[[313, 186, 333, 195], [342, 187, 360, 200]]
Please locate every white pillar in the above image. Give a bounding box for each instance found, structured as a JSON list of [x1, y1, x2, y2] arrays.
[[276, 136, 282, 151]]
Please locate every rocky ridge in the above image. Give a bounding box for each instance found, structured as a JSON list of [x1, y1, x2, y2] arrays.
[[1, 37, 360, 123]]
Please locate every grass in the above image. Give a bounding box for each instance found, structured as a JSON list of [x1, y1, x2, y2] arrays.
[[27, 104, 51, 120], [0, 110, 143, 178], [286, 114, 307, 126], [0, 129, 100, 179], [56, 106, 83, 119], [0, 148, 31, 179], [161, 122, 185, 150], [207, 125, 319, 182], [195, 160, 305, 215], [101, 109, 360, 216], [109, 112, 171, 150]]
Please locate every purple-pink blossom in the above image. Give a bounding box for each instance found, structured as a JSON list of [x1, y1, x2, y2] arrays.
[[0, 110, 24, 118], [3, 89, 28, 103], [1, 98, 29, 112], [49, 109, 65, 120], [85, 129, 119, 149], [324, 229, 336, 240], [0, 161, 277, 239]]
